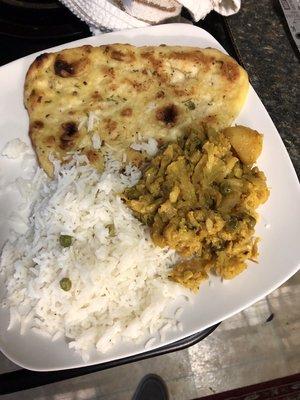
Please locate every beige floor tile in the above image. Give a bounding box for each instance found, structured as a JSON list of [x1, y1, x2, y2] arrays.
[[93, 350, 192, 396], [190, 273, 300, 397], [188, 316, 283, 373], [167, 376, 197, 400], [95, 375, 197, 400], [1, 349, 193, 400], [2, 380, 103, 400], [100, 391, 133, 400], [284, 353, 300, 375], [99, 375, 198, 400], [193, 356, 289, 395]]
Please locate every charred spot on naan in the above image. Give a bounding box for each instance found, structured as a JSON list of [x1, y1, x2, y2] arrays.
[[60, 121, 79, 150], [141, 51, 163, 70], [167, 49, 212, 71], [25, 88, 46, 113], [156, 90, 165, 99], [140, 51, 168, 82], [25, 52, 52, 83], [54, 46, 92, 78], [218, 60, 239, 82], [29, 120, 44, 141], [156, 104, 179, 127], [101, 66, 115, 78], [121, 107, 133, 117], [91, 91, 102, 101], [85, 149, 99, 163], [104, 45, 136, 63], [103, 118, 119, 139], [31, 120, 44, 130], [54, 56, 90, 78], [34, 53, 50, 68], [43, 135, 56, 147], [202, 115, 217, 125], [84, 148, 105, 171]]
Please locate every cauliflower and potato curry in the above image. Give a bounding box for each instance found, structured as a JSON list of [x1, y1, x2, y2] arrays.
[[124, 125, 269, 291]]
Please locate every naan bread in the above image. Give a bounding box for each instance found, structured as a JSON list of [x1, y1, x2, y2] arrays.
[[24, 44, 249, 176]]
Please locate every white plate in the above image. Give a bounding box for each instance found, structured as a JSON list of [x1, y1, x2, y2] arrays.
[[0, 23, 299, 371]]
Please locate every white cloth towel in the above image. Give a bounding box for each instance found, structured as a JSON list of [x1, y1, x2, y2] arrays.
[[60, 0, 241, 33]]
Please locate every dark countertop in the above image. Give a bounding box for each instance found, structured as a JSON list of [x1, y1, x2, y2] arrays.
[[226, 0, 300, 177]]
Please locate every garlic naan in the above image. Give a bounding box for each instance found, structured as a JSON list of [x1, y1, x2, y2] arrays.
[[24, 44, 249, 176]]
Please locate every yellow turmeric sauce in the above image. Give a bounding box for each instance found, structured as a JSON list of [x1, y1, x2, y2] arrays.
[[124, 124, 269, 291]]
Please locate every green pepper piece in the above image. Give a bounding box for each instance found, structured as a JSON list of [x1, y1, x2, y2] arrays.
[[247, 215, 256, 229], [184, 100, 196, 110], [59, 235, 72, 247], [108, 224, 116, 237], [60, 277, 72, 291], [227, 216, 239, 231], [220, 183, 232, 195]]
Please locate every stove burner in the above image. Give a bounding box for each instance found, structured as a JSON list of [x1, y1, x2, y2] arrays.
[[0, 0, 90, 39]]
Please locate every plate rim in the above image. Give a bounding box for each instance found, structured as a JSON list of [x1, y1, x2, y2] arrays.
[[0, 22, 299, 371]]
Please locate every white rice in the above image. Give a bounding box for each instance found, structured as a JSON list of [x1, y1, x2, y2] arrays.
[[87, 111, 99, 132], [78, 111, 100, 133], [0, 147, 188, 359], [91, 133, 102, 150], [130, 137, 158, 157]]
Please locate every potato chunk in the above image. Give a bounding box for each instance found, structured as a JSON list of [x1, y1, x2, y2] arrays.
[[223, 125, 263, 165]]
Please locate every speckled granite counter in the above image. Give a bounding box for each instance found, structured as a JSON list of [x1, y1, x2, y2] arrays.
[[226, 0, 299, 176]]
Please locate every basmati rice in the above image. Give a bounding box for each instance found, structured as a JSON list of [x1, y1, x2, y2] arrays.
[[0, 149, 189, 359]]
